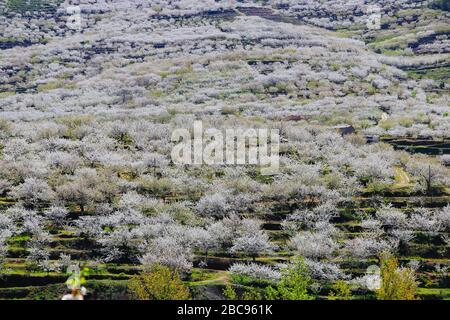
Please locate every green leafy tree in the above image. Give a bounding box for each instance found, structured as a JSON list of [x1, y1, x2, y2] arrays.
[[222, 284, 238, 300], [377, 254, 418, 300], [242, 288, 263, 300], [223, 284, 263, 300], [264, 285, 280, 300], [128, 264, 190, 300], [328, 280, 352, 300], [266, 258, 314, 300]]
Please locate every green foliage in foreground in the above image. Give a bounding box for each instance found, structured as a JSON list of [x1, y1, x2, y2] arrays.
[[223, 284, 238, 300], [267, 258, 314, 300], [377, 253, 418, 300], [328, 280, 353, 300], [128, 265, 190, 300], [224, 258, 314, 300]]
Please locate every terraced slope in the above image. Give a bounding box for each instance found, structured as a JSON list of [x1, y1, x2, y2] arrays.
[[0, 185, 449, 300], [0, 0, 448, 300]]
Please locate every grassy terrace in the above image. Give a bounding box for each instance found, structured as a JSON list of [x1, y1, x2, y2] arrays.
[[0, 1, 449, 301], [5, 0, 63, 13], [0, 174, 448, 299]]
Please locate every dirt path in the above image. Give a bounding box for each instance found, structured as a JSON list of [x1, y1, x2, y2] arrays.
[[394, 167, 411, 186], [192, 271, 230, 286]]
